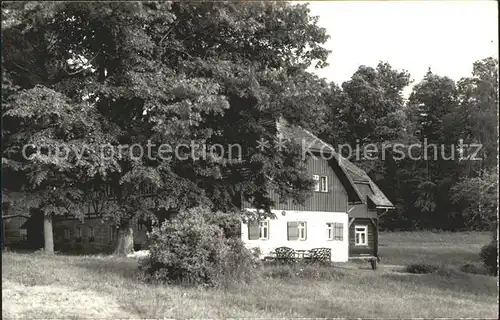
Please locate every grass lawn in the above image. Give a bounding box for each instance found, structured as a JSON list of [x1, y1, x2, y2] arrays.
[[379, 230, 492, 266], [2, 231, 498, 319]]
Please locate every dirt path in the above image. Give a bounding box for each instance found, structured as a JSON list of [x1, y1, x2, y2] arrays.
[[334, 261, 406, 272], [2, 280, 136, 319]]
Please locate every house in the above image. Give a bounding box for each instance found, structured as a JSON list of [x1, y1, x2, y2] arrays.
[[52, 211, 149, 254], [2, 188, 149, 253], [241, 119, 394, 263], [2, 192, 29, 249], [5, 118, 393, 259]]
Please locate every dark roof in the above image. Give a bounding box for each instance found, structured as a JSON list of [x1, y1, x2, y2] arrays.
[[343, 162, 395, 208], [277, 118, 394, 209]]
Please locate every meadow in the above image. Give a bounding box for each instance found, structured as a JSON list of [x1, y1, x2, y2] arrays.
[[2, 231, 498, 319]]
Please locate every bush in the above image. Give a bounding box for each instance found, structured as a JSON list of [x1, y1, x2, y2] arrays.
[[479, 241, 498, 276], [250, 247, 262, 260], [215, 238, 262, 286], [405, 263, 439, 274], [205, 210, 242, 239], [460, 263, 489, 275], [433, 265, 455, 277], [138, 206, 260, 287]]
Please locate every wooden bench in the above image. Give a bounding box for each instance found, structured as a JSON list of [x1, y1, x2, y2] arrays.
[[309, 247, 331, 264], [274, 246, 296, 263], [265, 247, 333, 264]]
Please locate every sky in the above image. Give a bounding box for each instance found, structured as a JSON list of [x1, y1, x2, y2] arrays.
[[304, 1, 498, 97]]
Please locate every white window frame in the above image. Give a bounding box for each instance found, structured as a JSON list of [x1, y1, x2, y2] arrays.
[[313, 175, 320, 191], [259, 221, 269, 240], [326, 222, 333, 240], [354, 225, 368, 246], [297, 221, 307, 240], [320, 176, 328, 192], [326, 222, 344, 241], [64, 228, 70, 239]]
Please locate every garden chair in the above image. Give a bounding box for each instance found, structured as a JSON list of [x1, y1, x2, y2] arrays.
[[309, 247, 331, 264], [274, 246, 296, 264]]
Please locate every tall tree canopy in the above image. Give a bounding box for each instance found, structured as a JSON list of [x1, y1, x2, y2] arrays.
[[317, 58, 497, 231], [2, 1, 330, 254], [452, 57, 499, 229], [318, 62, 412, 228]]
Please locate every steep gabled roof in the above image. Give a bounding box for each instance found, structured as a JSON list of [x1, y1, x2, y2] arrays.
[[277, 118, 394, 209], [343, 162, 395, 209]]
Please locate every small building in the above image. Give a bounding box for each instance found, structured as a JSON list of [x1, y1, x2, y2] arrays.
[[5, 119, 393, 260], [241, 119, 394, 263], [52, 214, 149, 254], [2, 192, 30, 249]]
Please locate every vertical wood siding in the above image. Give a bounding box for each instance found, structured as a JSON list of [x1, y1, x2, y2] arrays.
[[244, 157, 348, 212], [348, 218, 376, 256], [348, 204, 377, 218]]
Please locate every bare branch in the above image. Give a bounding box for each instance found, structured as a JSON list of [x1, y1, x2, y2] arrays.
[[163, 45, 193, 59], [159, 21, 180, 44], [11, 60, 31, 73], [2, 214, 30, 219]]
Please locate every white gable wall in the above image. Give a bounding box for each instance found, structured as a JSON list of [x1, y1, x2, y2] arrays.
[[241, 209, 349, 262]]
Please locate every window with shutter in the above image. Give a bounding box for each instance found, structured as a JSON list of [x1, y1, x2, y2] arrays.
[[334, 222, 343, 241], [287, 221, 299, 240], [327, 222, 343, 241], [248, 222, 260, 240]]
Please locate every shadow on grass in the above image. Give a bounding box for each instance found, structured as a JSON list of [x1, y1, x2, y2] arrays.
[[71, 255, 141, 283]]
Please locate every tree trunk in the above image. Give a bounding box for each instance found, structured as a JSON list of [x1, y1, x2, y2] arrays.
[[113, 222, 134, 256], [43, 215, 54, 254]]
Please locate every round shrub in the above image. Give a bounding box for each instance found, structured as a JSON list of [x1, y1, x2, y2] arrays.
[[460, 263, 488, 275], [216, 238, 262, 286], [205, 209, 242, 239], [138, 206, 260, 286], [405, 263, 439, 274], [479, 241, 498, 276]]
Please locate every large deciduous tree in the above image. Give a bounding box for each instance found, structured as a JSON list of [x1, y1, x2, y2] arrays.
[[452, 57, 498, 229], [2, 2, 330, 254]]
